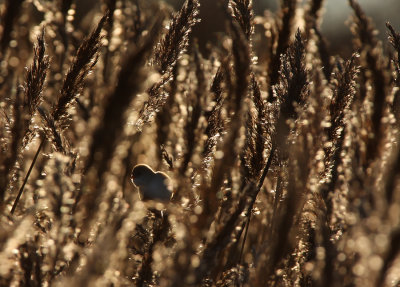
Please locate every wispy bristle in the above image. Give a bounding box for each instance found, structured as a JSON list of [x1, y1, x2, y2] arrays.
[[52, 12, 108, 127], [268, 0, 298, 95], [25, 29, 50, 116], [274, 29, 309, 156], [229, 0, 254, 41], [136, 0, 200, 127]]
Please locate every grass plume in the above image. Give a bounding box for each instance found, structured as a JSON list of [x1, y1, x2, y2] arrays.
[[1, 0, 400, 286]]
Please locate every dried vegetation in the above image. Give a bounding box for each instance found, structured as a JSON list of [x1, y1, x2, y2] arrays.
[[0, 0, 400, 286]]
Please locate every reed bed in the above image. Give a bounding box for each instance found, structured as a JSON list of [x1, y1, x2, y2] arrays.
[[0, 0, 400, 286]]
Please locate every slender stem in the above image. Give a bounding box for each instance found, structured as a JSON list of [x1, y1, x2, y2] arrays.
[[239, 144, 276, 263], [239, 211, 251, 264], [257, 144, 276, 192], [11, 137, 45, 215]]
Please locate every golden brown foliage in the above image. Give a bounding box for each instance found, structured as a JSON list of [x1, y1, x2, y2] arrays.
[[1, 0, 400, 286]]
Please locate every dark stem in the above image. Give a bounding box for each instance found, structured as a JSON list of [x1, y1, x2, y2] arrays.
[[238, 209, 251, 264], [11, 137, 45, 215], [239, 144, 276, 263]]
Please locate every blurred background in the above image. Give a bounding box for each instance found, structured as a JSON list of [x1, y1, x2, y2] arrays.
[[69, 0, 400, 57], [18, 0, 400, 58], [166, 0, 400, 57]]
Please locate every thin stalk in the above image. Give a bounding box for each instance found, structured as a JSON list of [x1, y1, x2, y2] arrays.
[[11, 137, 45, 215], [239, 144, 276, 263]]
